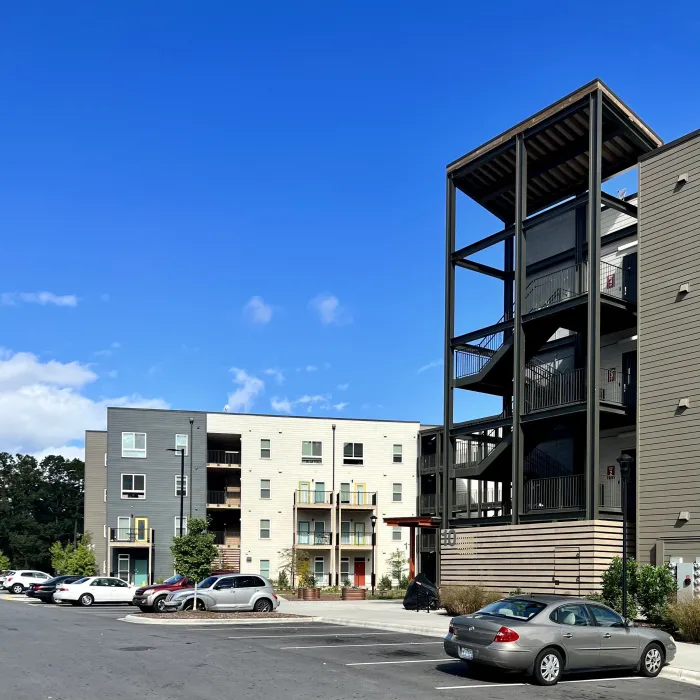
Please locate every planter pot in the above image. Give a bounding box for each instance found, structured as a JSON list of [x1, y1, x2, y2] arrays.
[[298, 587, 321, 600], [342, 588, 367, 601]]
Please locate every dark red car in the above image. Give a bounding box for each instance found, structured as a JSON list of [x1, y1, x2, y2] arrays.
[[132, 574, 196, 612]]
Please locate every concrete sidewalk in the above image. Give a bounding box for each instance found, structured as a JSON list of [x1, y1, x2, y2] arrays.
[[279, 598, 700, 685]]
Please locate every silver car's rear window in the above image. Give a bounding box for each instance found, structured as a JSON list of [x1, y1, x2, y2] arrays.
[[475, 599, 546, 621]]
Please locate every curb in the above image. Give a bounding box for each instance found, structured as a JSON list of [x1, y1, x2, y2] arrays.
[[314, 616, 446, 639], [121, 615, 321, 626], [660, 667, 700, 686]]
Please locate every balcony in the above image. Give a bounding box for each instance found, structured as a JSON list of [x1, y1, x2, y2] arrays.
[[207, 489, 241, 508], [210, 531, 241, 547], [207, 449, 241, 467], [600, 480, 622, 511], [295, 490, 334, 507], [339, 492, 377, 509], [523, 474, 585, 513], [453, 433, 512, 481], [420, 493, 437, 515], [109, 528, 153, 545], [420, 531, 437, 553], [419, 454, 439, 475], [454, 487, 508, 516], [340, 533, 372, 548], [297, 532, 333, 547]]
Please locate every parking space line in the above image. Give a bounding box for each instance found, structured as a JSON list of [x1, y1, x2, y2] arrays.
[[435, 676, 642, 690], [347, 658, 449, 666], [561, 677, 642, 684], [229, 632, 396, 639], [282, 641, 443, 650]]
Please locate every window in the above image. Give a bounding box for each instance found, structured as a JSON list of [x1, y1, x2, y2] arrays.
[[174, 517, 188, 536], [237, 576, 265, 588], [550, 604, 591, 626], [340, 483, 350, 504], [214, 577, 234, 589], [261, 439, 271, 459], [175, 433, 188, 456], [121, 432, 146, 458], [260, 519, 270, 539], [260, 479, 271, 499], [340, 557, 349, 582], [340, 521, 351, 545], [314, 557, 325, 584], [104, 452, 107, 467], [314, 481, 326, 504], [175, 475, 188, 497], [121, 474, 146, 499], [392, 483, 402, 502], [259, 560, 270, 579], [588, 605, 625, 628], [302, 441, 322, 463], [392, 527, 402, 541], [393, 444, 403, 463], [476, 599, 546, 621], [103, 488, 107, 503], [116, 517, 130, 541], [343, 442, 364, 465]]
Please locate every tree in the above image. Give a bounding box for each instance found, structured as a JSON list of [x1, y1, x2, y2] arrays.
[[636, 564, 677, 625], [50, 540, 73, 574], [170, 517, 217, 583], [69, 533, 97, 576], [0, 549, 10, 571], [279, 548, 311, 588], [602, 557, 639, 618], [387, 549, 407, 586]]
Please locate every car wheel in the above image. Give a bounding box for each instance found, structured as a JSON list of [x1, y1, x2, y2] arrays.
[[253, 598, 273, 613], [138, 606, 151, 613], [10, 584, 24, 595], [153, 596, 167, 613], [79, 593, 94, 607], [533, 647, 563, 686], [640, 643, 664, 677], [182, 599, 206, 611], [41, 598, 52, 604]]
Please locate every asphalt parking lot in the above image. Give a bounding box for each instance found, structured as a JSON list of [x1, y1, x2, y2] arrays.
[[1, 595, 698, 700]]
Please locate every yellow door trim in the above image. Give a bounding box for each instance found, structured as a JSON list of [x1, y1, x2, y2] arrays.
[[134, 517, 148, 542]]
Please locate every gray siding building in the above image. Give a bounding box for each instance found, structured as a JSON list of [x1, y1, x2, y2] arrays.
[[84, 430, 107, 572]]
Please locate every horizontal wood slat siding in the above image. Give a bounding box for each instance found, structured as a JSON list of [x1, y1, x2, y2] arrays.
[[440, 520, 627, 595], [638, 132, 700, 565]]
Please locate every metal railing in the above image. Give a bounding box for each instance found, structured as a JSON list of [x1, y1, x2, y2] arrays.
[[109, 528, 152, 543], [601, 259, 636, 303], [525, 263, 587, 314], [340, 492, 377, 506], [209, 531, 241, 546], [420, 493, 437, 513], [419, 454, 439, 474], [525, 364, 585, 412], [340, 533, 371, 546], [525, 447, 570, 480], [600, 480, 622, 510], [207, 449, 241, 465], [454, 436, 503, 471], [207, 490, 241, 506], [420, 532, 437, 552], [524, 474, 585, 512], [599, 368, 623, 404], [297, 531, 332, 546], [454, 310, 513, 379], [455, 487, 503, 511], [295, 490, 333, 505]]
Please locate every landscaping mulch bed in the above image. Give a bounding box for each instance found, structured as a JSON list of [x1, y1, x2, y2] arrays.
[[139, 611, 308, 620]]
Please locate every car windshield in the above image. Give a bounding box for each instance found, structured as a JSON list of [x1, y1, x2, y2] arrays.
[[164, 574, 184, 585], [474, 599, 547, 621], [72, 578, 88, 585], [198, 576, 217, 589]]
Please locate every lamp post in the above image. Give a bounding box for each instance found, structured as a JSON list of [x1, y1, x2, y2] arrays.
[[616, 452, 634, 621], [167, 447, 186, 536], [189, 417, 194, 519], [370, 514, 377, 595]]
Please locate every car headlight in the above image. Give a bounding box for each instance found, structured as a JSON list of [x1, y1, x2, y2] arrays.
[[141, 589, 153, 596], [669, 636, 676, 644]]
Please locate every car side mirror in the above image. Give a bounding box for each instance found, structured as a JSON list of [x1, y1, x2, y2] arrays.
[[624, 619, 633, 628]]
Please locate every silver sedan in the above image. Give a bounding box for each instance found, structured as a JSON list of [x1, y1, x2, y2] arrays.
[[444, 595, 676, 685]]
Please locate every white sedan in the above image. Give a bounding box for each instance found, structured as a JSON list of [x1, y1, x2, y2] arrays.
[[54, 576, 136, 607]]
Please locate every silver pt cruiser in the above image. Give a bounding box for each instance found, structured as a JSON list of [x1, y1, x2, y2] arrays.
[[444, 595, 676, 685]]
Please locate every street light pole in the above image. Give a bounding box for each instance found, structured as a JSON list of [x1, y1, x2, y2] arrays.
[[617, 453, 634, 621], [370, 514, 377, 596], [189, 417, 194, 519], [167, 447, 186, 536]]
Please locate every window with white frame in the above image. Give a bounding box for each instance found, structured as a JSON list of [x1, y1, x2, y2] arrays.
[[260, 479, 271, 499], [121, 432, 147, 458], [392, 483, 402, 502], [340, 482, 350, 504], [116, 516, 130, 541], [343, 442, 363, 465], [121, 474, 146, 499], [301, 441, 322, 463], [175, 475, 188, 497], [340, 557, 350, 584], [104, 452, 107, 467], [260, 560, 270, 579], [393, 444, 403, 463], [175, 433, 188, 456], [392, 526, 402, 541], [260, 519, 270, 539], [314, 557, 325, 584], [174, 516, 188, 536], [261, 439, 271, 459]]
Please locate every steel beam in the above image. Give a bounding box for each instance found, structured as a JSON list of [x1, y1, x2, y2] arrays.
[[586, 90, 603, 521], [443, 176, 456, 529], [600, 191, 638, 219], [451, 318, 514, 347], [512, 133, 527, 525], [454, 259, 511, 280], [452, 226, 514, 261]]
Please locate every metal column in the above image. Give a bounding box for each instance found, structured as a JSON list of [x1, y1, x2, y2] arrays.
[[443, 176, 456, 528], [511, 134, 527, 524], [586, 90, 602, 520]]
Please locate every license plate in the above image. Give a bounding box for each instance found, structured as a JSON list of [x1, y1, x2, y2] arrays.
[[458, 647, 473, 660]]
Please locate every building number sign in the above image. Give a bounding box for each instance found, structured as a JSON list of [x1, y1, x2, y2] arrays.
[[441, 528, 457, 547]]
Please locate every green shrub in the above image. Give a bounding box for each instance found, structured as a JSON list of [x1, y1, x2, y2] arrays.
[[440, 586, 502, 616], [378, 575, 392, 592], [277, 570, 289, 590], [601, 557, 638, 619], [509, 588, 524, 596], [399, 575, 409, 589], [342, 578, 351, 588], [668, 599, 700, 643], [585, 593, 606, 604], [637, 564, 677, 625]]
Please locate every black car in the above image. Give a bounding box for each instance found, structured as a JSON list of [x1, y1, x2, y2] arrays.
[[29, 575, 84, 603]]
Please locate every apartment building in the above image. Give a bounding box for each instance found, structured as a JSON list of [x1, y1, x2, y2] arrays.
[[84, 408, 419, 586], [416, 79, 700, 594]]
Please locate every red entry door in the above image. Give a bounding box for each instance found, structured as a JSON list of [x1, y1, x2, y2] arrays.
[[354, 559, 366, 587]]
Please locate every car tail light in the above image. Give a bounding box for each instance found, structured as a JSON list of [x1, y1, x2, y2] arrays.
[[58, 587, 68, 592], [272, 594, 278, 600], [7, 577, 13, 582], [494, 626, 519, 643], [448, 621, 456, 635]]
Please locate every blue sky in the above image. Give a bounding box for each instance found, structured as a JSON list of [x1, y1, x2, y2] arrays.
[[1, 2, 699, 457]]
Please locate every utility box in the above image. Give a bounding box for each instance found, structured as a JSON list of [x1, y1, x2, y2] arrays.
[[677, 563, 695, 602]]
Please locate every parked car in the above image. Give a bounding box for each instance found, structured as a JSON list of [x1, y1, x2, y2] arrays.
[[54, 576, 136, 607], [2, 570, 52, 594], [27, 575, 84, 603], [444, 595, 676, 686], [132, 574, 196, 612], [162, 574, 278, 613], [0, 571, 12, 588]]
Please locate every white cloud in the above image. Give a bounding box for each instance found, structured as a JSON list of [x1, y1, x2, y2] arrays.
[[1, 292, 78, 307], [244, 296, 273, 324], [417, 358, 443, 373], [337, 383, 349, 391], [309, 293, 352, 325], [0, 349, 168, 454], [296, 394, 330, 405], [32, 445, 86, 461], [94, 341, 121, 358], [269, 393, 333, 414], [228, 367, 264, 412], [333, 402, 349, 411], [264, 368, 285, 385], [270, 397, 292, 413]]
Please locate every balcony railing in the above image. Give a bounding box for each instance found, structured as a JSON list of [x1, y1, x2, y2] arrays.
[[420, 532, 437, 552], [420, 493, 437, 513], [455, 487, 503, 511], [207, 450, 241, 465], [295, 490, 334, 505], [419, 454, 439, 474], [601, 259, 636, 303], [109, 528, 152, 544], [525, 364, 585, 413], [454, 436, 502, 470], [340, 492, 377, 507], [454, 311, 512, 379], [599, 368, 636, 407], [210, 531, 241, 546], [340, 533, 371, 546], [297, 531, 332, 546], [600, 480, 622, 510], [524, 474, 585, 512], [525, 263, 587, 314], [207, 490, 241, 506]]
